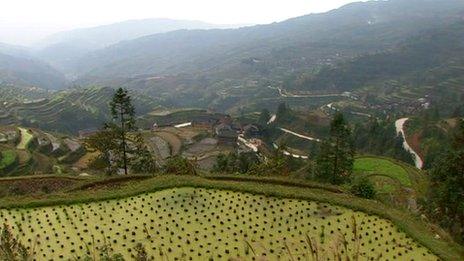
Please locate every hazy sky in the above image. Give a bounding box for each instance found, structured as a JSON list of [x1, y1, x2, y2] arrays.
[[0, 0, 359, 46]]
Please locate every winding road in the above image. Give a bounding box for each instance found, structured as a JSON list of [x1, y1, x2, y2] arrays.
[[272, 143, 309, 159], [267, 86, 352, 98], [279, 128, 321, 142], [268, 114, 321, 142], [395, 118, 424, 169]]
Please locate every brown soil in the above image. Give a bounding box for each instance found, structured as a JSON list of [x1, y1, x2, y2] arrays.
[[406, 132, 425, 160], [0, 176, 83, 197], [155, 131, 182, 155], [73, 151, 99, 170], [72, 175, 152, 191], [16, 150, 31, 164]]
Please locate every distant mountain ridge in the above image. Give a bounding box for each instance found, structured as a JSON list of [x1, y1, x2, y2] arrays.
[[292, 21, 464, 92], [69, 0, 464, 83], [3, 0, 464, 105], [0, 42, 31, 58], [0, 48, 66, 89], [39, 18, 244, 50], [36, 18, 245, 75]]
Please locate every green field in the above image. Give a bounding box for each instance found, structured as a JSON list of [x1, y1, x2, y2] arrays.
[[2, 187, 437, 260], [354, 157, 412, 193], [16, 127, 34, 150], [0, 175, 460, 260], [0, 150, 17, 170]]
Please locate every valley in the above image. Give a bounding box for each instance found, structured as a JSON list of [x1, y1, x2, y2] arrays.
[[0, 0, 464, 260]]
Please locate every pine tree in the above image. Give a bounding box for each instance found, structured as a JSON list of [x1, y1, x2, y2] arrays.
[[87, 88, 157, 175], [428, 119, 464, 241], [109, 88, 136, 175], [315, 112, 354, 184]]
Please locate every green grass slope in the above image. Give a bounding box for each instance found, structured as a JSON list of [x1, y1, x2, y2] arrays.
[[0, 150, 17, 173], [354, 157, 412, 191]]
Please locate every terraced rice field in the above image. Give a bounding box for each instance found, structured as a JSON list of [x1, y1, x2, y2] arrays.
[[17, 127, 34, 150], [0, 150, 17, 171], [354, 157, 411, 193], [2, 86, 157, 134], [1, 188, 437, 260]]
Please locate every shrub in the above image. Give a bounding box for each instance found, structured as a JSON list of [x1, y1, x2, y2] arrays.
[[163, 156, 196, 175], [213, 152, 259, 174], [131, 154, 157, 174], [351, 178, 376, 199]]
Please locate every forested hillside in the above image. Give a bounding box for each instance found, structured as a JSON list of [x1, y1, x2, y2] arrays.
[[291, 21, 464, 115], [51, 0, 464, 112], [36, 19, 239, 74], [0, 51, 67, 89], [72, 0, 463, 79]]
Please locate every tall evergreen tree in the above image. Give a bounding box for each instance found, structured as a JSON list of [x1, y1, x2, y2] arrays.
[[428, 119, 464, 241], [109, 88, 136, 175], [87, 88, 156, 175], [315, 112, 354, 184]]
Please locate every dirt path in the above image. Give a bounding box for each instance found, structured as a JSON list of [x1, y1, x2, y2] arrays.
[[174, 122, 192, 128], [273, 143, 309, 159], [265, 114, 318, 159], [267, 114, 276, 124], [267, 86, 347, 98], [279, 128, 321, 142]]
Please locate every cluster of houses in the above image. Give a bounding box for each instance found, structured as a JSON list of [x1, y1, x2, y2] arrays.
[[78, 111, 263, 149], [197, 115, 262, 145], [365, 96, 431, 115], [150, 112, 262, 146]]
